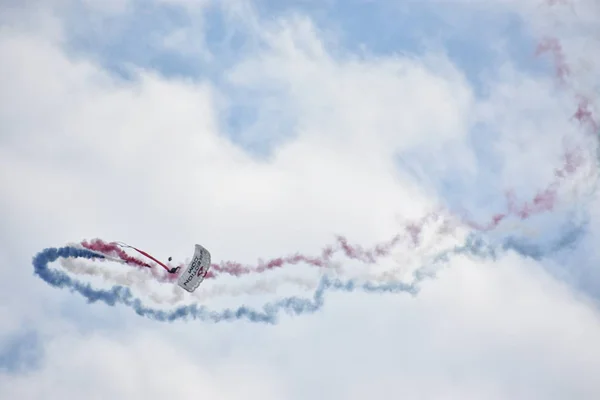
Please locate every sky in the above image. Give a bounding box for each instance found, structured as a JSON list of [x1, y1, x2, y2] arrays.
[[1, 0, 599, 398]]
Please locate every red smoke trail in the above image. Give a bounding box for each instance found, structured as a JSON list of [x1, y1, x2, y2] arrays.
[[537, 38, 598, 135], [536, 37, 570, 84], [75, 213, 442, 280], [462, 189, 558, 231], [465, 0, 597, 232], [204, 211, 442, 278], [204, 234, 395, 278], [81, 239, 152, 269], [464, 146, 585, 231], [538, 2, 598, 133], [572, 96, 599, 134]]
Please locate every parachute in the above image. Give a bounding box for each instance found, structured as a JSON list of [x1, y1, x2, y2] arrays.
[[79, 239, 211, 293], [176, 244, 211, 292]]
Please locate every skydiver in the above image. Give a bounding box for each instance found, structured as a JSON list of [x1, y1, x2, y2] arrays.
[[167, 256, 180, 274]]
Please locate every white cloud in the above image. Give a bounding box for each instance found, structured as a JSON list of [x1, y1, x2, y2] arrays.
[[80, 0, 133, 14], [0, 330, 285, 399], [1, 0, 599, 398], [3, 256, 600, 399]]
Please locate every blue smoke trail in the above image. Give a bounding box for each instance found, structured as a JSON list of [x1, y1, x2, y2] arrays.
[[33, 246, 419, 324], [32, 221, 586, 323]]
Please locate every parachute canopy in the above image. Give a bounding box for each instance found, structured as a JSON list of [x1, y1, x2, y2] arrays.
[[177, 244, 211, 293], [79, 239, 211, 293]]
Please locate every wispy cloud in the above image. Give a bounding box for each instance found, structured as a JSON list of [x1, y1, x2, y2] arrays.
[[1, 0, 599, 398]]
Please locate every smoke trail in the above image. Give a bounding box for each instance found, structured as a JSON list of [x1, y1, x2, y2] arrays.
[[157, 274, 322, 305], [59, 257, 324, 305], [79, 200, 572, 289], [61, 220, 461, 305], [205, 211, 462, 278], [59, 258, 159, 289], [81, 239, 152, 269], [455, 0, 599, 236], [33, 203, 587, 322], [33, 246, 418, 323], [61, 207, 584, 307], [60, 211, 454, 305], [62, 191, 587, 308], [461, 147, 592, 232], [537, 36, 598, 137], [81, 212, 445, 280]]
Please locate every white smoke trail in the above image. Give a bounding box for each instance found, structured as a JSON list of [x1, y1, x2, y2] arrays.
[[59, 251, 431, 306], [59, 257, 326, 304], [58, 212, 469, 305]]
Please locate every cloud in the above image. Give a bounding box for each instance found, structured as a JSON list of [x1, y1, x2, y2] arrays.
[[0, 330, 284, 399], [4, 255, 600, 399], [0, 0, 599, 398], [80, 0, 132, 14]]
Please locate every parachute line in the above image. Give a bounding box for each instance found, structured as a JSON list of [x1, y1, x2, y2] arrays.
[[127, 245, 172, 273]]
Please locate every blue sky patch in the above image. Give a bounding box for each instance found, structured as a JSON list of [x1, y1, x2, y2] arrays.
[[0, 330, 43, 374]]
